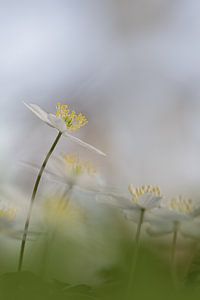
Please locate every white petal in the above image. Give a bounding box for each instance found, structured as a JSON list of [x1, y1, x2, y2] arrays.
[[139, 194, 162, 209], [47, 114, 67, 132], [23, 102, 52, 126], [63, 132, 106, 156], [152, 207, 190, 222]]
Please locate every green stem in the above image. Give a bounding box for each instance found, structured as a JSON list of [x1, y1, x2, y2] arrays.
[[170, 221, 179, 287], [18, 131, 62, 272], [128, 208, 145, 293], [171, 222, 178, 266]]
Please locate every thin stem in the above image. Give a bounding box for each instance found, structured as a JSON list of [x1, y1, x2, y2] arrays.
[[127, 208, 145, 294], [171, 222, 178, 266], [170, 221, 179, 287], [18, 131, 62, 272]]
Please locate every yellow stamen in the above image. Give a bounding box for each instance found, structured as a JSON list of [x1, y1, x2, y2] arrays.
[[56, 103, 88, 132], [169, 196, 193, 214], [128, 184, 161, 204], [0, 208, 17, 220], [63, 154, 96, 176]]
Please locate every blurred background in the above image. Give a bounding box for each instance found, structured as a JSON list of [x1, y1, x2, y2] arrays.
[[1, 0, 200, 197]]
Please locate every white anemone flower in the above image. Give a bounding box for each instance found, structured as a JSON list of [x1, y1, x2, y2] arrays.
[[147, 196, 200, 237], [22, 153, 104, 194], [101, 184, 162, 290], [97, 185, 162, 223], [97, 184, 163, 253], [128, 184, 162, 210], [24, 102, 106, 156], [19, 102, 106, 271], [146, 196, 200, 265], [0, 185, 42, 239], [47, 153, 104, 190]]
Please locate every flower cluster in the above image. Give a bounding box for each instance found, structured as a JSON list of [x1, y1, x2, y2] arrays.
[[97, 183, 200, 242], [15, 101, 200, 279]]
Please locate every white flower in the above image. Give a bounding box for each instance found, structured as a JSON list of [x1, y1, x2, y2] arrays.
[[42, 196, 87, 233], [97, 184, 162, 223], [21, 153, 105, 194], [24, 102, 106, 156], [147, 196, 200, 237], [0, 185, 43, 240], [152, 196, 198, 222], [128, 184, 162, 210]]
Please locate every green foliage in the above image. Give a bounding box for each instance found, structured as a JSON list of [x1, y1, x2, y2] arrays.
[[0, 241, 200, 300]]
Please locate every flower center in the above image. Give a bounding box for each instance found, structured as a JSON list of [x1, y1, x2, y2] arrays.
[[63, 154, 96, 176], [129, 184, 161, 204], [56, 103, 88, 132], [0, 208, 16, 220], [169, 196, 193, 214]]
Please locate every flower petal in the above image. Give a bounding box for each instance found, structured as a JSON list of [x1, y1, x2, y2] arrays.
[[139, 194, 162, 209], [151, 207, 191, 222], [23, 102, 52, 126], [47, 114, 67, 132], [63, 132, 106, 156]]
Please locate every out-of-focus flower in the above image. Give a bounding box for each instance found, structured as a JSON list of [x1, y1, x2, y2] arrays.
[[22, 153, 104, 192], [0, 185, 43, 240], [147, 196, 200, 237], [24, 102, 106, 156], [128, 184, 162, 210], [97, 184, 162, 223], [152, 196, 198, 222], [0, 206, 16, 221], [64, 153, 96, 175], [42, 196, 87, 234], [0, 201, 17, 230], [0, 186, 21, 234], [50, 154, 104, 189]]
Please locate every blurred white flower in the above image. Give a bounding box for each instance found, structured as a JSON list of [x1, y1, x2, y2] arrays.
[[0, 185, 42, 239], [22, 153, 105, 193], [0, 201, 16, 232], [49, 153, 104, 189], [42, 196, 87, 233], [24, 102, 106, 156], [97, 184, 162, 223], [128, 184, 162, 210], [147, 196, 200, 237]]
